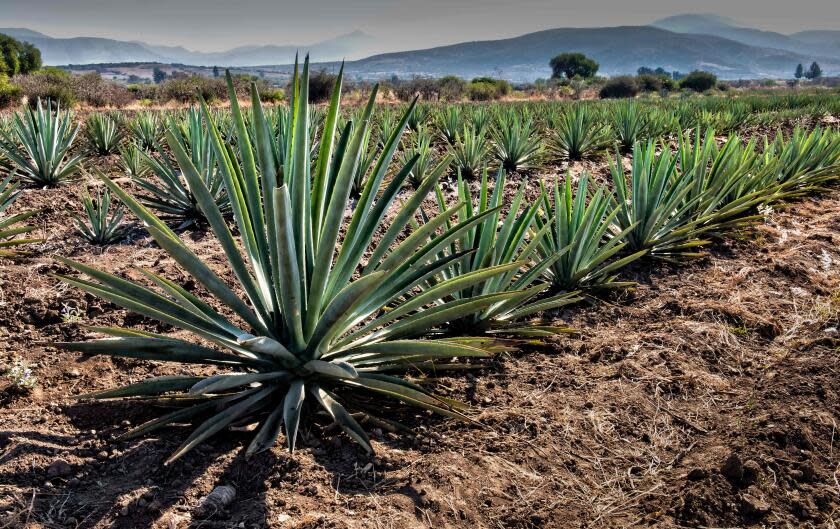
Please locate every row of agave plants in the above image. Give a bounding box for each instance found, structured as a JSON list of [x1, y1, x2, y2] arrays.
[[0, 61, 837, 463]]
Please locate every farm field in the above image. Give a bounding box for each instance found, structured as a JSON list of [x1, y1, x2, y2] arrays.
[[0, 68, 839, 529]]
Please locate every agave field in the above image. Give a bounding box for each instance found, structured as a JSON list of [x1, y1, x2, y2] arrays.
[[0, 64, 839, 528]]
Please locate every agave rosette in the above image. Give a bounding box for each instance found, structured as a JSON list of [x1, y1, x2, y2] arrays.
[[56, 59, 517, 463]]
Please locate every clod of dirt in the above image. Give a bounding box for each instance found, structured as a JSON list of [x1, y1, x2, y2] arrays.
[[742, 459, 761, 485], [46, 459, 72, 479], [740, 486, 771, 517], [720, 452, 744, 482], [195, 485, 236, 517], [686, 468, 708, 481]]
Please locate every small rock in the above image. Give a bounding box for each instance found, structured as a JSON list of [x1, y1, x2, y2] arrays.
[[97, 451, 109, 460], [47, 459, 72, 479], [277, 513, 291, 524], [69, 369, 81, 378], [119, 506, 130, 517], [195, 485, 236, 517], [721, 452, 744, 482]]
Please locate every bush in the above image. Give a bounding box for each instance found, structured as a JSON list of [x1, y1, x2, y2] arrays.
[[438, 75, 466, 102], [155, 74, 266, 103], [13, 70, 76, 108], [308, 69, 336, 103], [71, 72, 133, 107], [680, 70, 717, 92], [599, 76, 639, 99], [0, 74, 22, 109], [466, 77, 511, 101]]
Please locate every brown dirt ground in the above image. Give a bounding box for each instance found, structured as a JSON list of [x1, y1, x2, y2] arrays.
[[1, 139, 839, 529]]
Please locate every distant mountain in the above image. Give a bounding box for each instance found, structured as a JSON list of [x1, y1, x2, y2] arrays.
[[651, 14, 824, 57], [333, 25, 837, 81], [790, 30, 840, 57], [0, 28, 375, 66]]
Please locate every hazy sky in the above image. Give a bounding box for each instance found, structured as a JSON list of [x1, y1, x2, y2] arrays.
[[2, 0, 839, 52]]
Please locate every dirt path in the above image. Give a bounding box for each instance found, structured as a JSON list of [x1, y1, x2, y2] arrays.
[[0, 178, 838, 528]]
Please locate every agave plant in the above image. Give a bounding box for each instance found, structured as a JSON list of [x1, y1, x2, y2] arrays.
[[407, 103, 430, 132], [612, 102, 647, 153], [399, 126, 435, 189], [436, 106, 462, 145], [73, 186, 127, 245], [0, 99, 84, 187], [0, 176, 39, 256], [57, 61, 517, 463], [491, 112, 542, 172], [450, 125, 487, 179], [550, 105, 612, 161], [119, 142, 149, 179], [469, 107, 491, 136], [351, 123, 378, 198], [535, 172, 645, 291], [376, 109, 398, 150], [416, 168, 579, 336], [127, 112, 162, 151], [86, 113, 124, 156], [607, 141, 709, 257]]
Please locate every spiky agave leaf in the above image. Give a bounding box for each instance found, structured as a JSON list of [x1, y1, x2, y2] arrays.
[[0, 175, 39, 256], [399, 125, 435, 189], [0, 99, 83, 187], [118, 142, 149, 179], [57, 58, 518, 464], [535, 172, 646, 291]]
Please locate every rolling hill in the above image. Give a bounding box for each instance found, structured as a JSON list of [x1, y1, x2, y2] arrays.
[[333, 25, 838, 81]]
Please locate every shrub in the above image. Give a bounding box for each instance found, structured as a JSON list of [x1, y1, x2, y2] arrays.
[[71, 72, 134, 107], [0, 74, 22, 109], [307, 69, 337, 103], [466, 78, 511, 101], [438, 75, 466, 101], [599, 76, 639, 99], [680, 71, 717, 92], [13, 70, 76, 108], [550, 53, 599, 80]]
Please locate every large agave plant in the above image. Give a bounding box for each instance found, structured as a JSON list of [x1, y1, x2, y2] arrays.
[[535, 172, 645, 291], [86, 113, 124, 156], [0, 99, 84, 187], [57, 61, 515, 463], [550, 105, 611, 161]]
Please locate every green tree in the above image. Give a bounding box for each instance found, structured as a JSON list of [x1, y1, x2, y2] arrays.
[[550, 53, 599, 80], [805, 61, 822, 79], [153, 67, 167, 84], [18, 42, 41, 73], [794, 63, 804, 79]]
